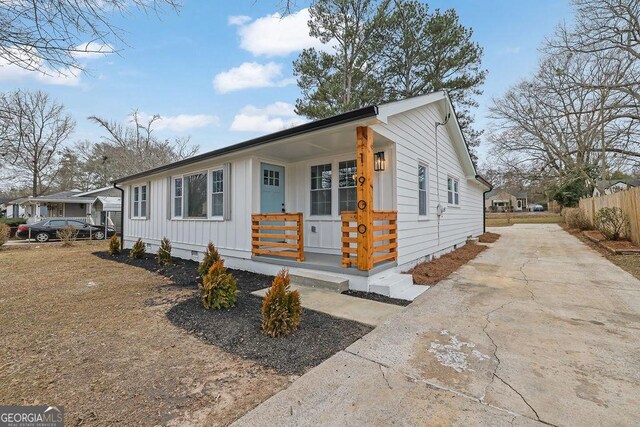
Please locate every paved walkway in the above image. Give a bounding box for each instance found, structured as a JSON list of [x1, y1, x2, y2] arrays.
[[252, 285, 405, 326], [234, 224, 640, 426]]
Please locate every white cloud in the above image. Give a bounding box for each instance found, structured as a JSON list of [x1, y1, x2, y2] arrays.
[[499, 46, 522, 55], [230, 102, 306, 133], [136, 112, 220, 132], [72, 42, 114, 59], [212, 62, 294, 93], [0, 56, 80, 86], [234, 8, 327, 57], [228, 15, 251, 26]]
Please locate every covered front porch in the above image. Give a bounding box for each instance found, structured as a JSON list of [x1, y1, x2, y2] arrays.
[[248, 125, 398, 273]]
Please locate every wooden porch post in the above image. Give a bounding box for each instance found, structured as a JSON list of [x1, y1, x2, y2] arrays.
[[356, 126, 374, 271]]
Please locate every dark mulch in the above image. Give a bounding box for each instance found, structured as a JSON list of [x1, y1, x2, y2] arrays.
[[407, 243, 487, 286], [94, 250, 202, 287], [94, 250, 374, 375], [341, 289, 411, 307]]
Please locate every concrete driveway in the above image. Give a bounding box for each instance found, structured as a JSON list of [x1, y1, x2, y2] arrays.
[[234, 224, 640, 426]]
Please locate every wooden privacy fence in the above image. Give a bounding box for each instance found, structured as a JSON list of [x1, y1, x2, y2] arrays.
[[341, 210, 397, 268], [579, 187, 640, 244], [251, 213, 304, 261]]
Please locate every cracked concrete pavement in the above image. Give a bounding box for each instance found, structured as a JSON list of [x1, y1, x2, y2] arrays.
[[233, 224, 640, 426]]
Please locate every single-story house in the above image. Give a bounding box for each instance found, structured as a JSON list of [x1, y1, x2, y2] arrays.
[[10, 187, 122, 231], [592, 179, 640, 197], [114, 92, 491, 298], [1, 197, 25, 218], [484, 189, 528, 212]]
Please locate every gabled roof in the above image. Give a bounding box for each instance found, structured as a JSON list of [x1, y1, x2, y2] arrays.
[[113, 92, 490, 189]]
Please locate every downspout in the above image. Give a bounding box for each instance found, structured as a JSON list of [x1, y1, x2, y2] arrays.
[[113, 182, 125, 251], [476, 175, 493, 234]]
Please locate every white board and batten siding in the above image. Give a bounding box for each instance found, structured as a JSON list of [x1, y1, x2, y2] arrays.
[[375, 102, 484, 268], [123, 157, 254, 260]]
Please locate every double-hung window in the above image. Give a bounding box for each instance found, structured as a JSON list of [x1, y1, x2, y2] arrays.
[[338, 160, 357, 213], [310, 164, 332, 216], [173, 178, 183, 217], [184, 172, 208, 218], [448, 177, 459, 205], [211, 169, 224, 217], [132, 184, 147, 218], [418, 164, 428, 216]]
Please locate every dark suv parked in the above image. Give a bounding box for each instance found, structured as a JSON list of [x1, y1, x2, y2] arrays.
[[16, 219, 115, 242]]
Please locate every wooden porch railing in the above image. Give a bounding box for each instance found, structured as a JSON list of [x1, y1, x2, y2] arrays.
[[251, 213, 304, 261], [341, 210, 397, 269]]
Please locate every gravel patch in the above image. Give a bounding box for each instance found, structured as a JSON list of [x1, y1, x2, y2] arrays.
[[95, 250, 374, 375]]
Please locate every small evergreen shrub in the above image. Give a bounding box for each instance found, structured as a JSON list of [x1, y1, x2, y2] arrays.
[[563, 208, 591, 230], [261, 269, 302, 337], [0, 224, 9, 247], [130, 238, 146, 259], [595, 207, 629, 241], [157, 237, 172, 265], [199, 258, 238, 310], [108, 235, 121, 255], [198, 242, 220, 277], [57, 225, 78, 247]]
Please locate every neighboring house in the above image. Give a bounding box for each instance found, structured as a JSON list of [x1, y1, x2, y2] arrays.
[[12, 187, 122, 231], [592, 179, 640, 197], [114, 92, 491, 298], [1, 198, 25, 219], [484, 189, 528, 212]]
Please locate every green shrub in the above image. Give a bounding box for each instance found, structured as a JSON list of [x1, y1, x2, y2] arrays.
[[57, 225, 78, 247], [0, 224, 9, 247], [261, 269, 302, 337], [198, 242, 220, 277], [157, 237, 172, 265], [129, 238, 146, 259], [108, 235, 120, 255], [563, 208, 591, 230], [595, 207, 629, 241], [199, 258, 238, 310], [0, 218, 27, 226]]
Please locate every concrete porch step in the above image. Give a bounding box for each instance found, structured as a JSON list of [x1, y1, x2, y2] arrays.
[[369, 272, 428, 301], [251, 285, 403, 326], [289, 272, 349, 292]]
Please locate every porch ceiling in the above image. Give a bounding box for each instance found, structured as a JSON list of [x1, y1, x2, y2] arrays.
[[250, 121, 393, 162]]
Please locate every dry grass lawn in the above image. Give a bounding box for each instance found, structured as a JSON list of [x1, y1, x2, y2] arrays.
[[0, 242, 288, 426], [486, 213, 563, 227]]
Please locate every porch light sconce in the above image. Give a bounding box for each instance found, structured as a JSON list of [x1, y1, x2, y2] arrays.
[[374, 151, 386, 171]]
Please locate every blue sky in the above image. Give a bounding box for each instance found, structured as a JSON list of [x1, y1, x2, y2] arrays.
[[0, 0, 573, 164]]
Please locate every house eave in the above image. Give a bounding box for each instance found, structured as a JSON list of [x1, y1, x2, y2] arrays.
[[114, 105, 379, 184]]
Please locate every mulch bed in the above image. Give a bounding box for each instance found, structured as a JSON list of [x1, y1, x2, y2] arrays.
[[341, 290, 411, 307], [95, 250, 373, 375], [583, 230, 606, 242], [407, 243, 487, 286], [478, 232, 501, 243]]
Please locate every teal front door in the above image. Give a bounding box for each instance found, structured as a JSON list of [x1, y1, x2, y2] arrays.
[[260, 163, 285, 213]]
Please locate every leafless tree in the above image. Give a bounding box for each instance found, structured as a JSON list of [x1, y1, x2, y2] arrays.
[[75, 111, 199, 188], [0, 90, 75, 196], [0, 0, 180, 75], [488, 49, 640, 188]]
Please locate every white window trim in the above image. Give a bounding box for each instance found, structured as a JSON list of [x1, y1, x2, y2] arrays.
[[131, 184, 148, 220], [337, 158, 358, 215], [210, 167, 225, 219], [309, 163, 333, 217], [172, 177, 183, 219], [418, 162, 429, 219], [447, 176, 460, 207], [170, 166, 227, 221]]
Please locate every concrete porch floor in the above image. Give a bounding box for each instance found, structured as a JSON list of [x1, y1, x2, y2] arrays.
[[251, 284, 405, 327], [251, 251, 396, 277]]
